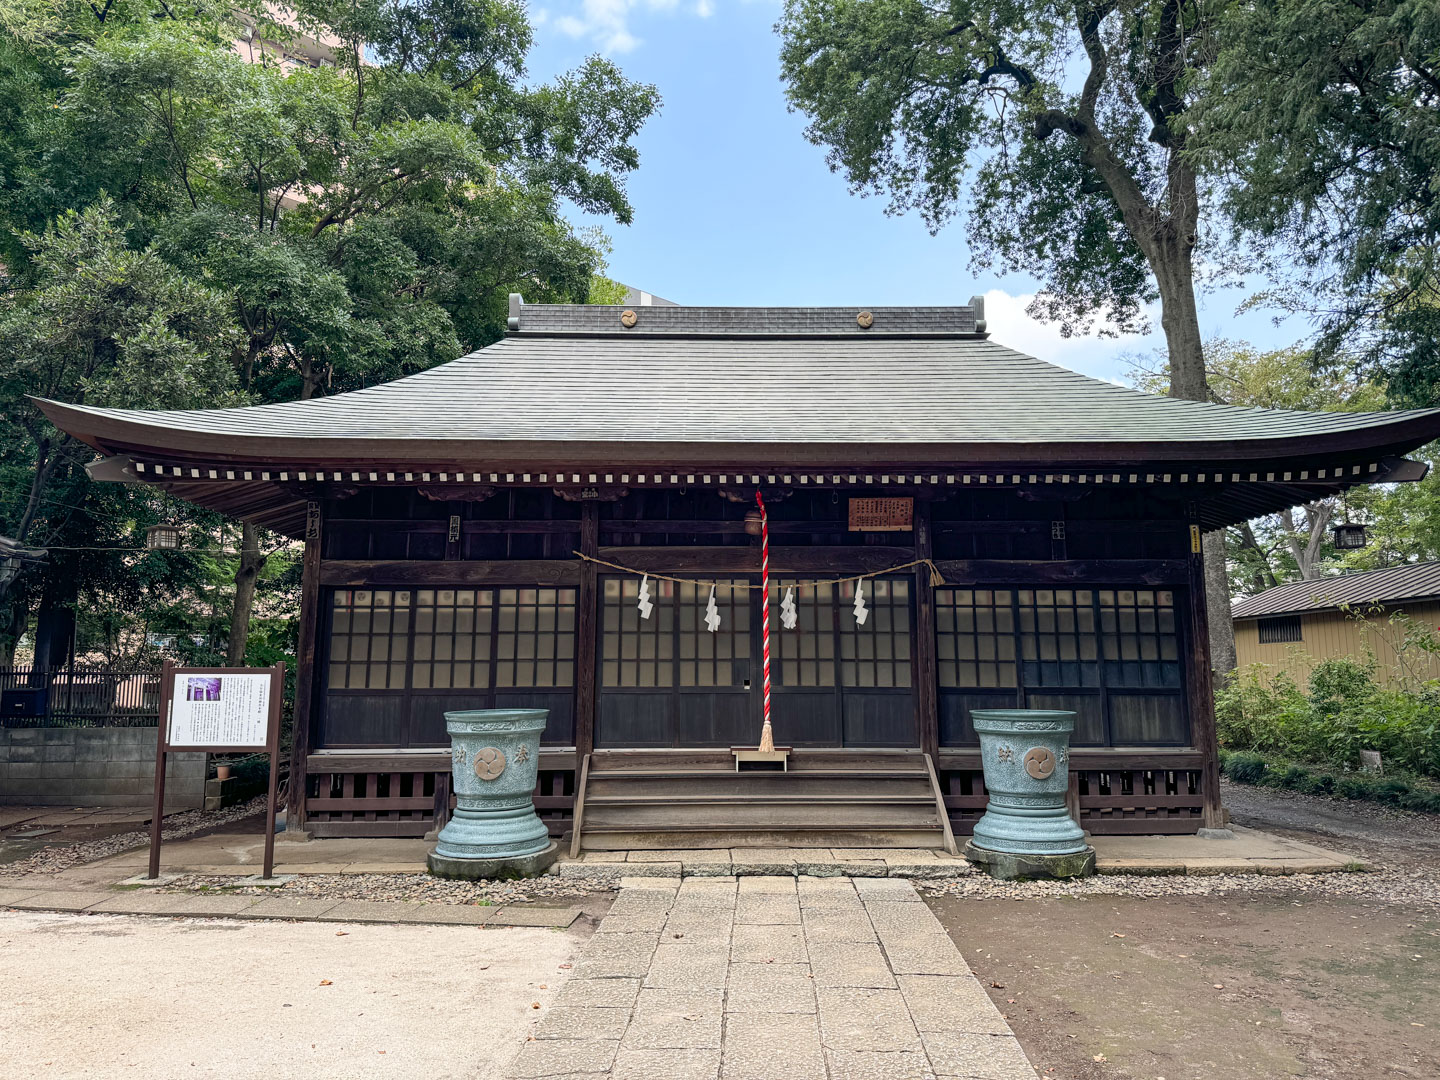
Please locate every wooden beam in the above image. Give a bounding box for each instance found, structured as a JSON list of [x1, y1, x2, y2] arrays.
[[598, 545, 916, 573], [286, 502, 323, 834], [1184, 531, 1226, 828], [913, 502, 939, 759], [306, 750, 577, 773], [932, 559, 1188, 585], [937, 749, 1204, 771], [318, 559, 582, 586], [575, 505, 600, 758]]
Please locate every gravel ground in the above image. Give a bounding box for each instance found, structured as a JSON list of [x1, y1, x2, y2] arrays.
[[160, 870, 614, 905], [921, 863, 1440, 905], [923, 780, 1440, 907], [0, 797, 271, 879]]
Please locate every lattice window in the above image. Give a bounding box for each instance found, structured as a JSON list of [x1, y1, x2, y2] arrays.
[[1019, 588, 1100, 687], [677, 580, 750, 687], [601, 577, 675, 688], [495, 588, 577, 689], [328, 590, 410, 690], [936, 588, 1017, 689], [838, 578, 911, 688], [772, 580, 836, 687], [1100, 589, 1180, 686], [412, 589, 492, 690]]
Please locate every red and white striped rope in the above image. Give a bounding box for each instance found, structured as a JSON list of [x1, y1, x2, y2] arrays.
[[757, 489, 773, 750]]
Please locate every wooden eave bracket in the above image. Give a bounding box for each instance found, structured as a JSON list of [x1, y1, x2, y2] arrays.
[[1374, 456, 1428, 483], [84, 454, 141, 483]]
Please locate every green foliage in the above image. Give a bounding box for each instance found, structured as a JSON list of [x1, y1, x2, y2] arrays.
[[1195, 0, 1440, 398], [1216, 620, 1440, 781], [777, 0, 1220, 341], [0, 0, 659, 665], [1219, 748, 1440, 814]]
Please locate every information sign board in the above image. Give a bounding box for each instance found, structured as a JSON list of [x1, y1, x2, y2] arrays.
[[167, 671, 273, 749], [148, 661, 285, 880]]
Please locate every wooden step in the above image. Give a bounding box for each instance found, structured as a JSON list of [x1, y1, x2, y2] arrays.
[[584, 775, 934, 797], [572, 749, 956, 856], [582, 802, 940, 830], [588, 750, 930, 775], [578, 829, 946, 851]]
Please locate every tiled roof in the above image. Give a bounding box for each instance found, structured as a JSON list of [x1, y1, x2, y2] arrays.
[[1232, 562, 1440, 618], [34, 302, 1440, 457]]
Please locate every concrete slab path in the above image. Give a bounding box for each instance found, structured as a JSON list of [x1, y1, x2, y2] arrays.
[[0, 882, 583, 928], [506, 875, 1033, 1080], [84, 826, 1356, 879]]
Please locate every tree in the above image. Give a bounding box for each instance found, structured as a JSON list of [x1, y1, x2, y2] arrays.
[[1129, 339, 1414, 594], [778, 0, 1235, 668], [0, 1, 660, 665], [1196, 0, 1440, 404], [0, 199, 241, 664]]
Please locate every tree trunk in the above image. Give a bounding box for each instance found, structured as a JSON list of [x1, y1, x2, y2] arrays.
[[1203, 530, 1237, 674], [31, 571, 76, 678], [1153, 243, 1238, 676], [226, 522, 266, 666]]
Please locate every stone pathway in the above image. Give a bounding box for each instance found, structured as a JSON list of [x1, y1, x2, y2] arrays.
[[507, 875, 1033, 1080]]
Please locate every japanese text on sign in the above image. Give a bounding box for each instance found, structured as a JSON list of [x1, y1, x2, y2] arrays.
[[167, 672, 272, 748]]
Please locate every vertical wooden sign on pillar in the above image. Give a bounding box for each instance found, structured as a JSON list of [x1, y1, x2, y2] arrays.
[[574, 503, 600, 758], [1184, 513, 1226, 829], [912, 501, 940, 760]]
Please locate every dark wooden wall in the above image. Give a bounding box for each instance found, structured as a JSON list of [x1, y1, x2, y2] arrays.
[[294, 484, 1218, 836]]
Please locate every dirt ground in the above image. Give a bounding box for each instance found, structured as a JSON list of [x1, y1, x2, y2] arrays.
[[0, 910, 589, 1080], [929, 783, 1440, 1080]]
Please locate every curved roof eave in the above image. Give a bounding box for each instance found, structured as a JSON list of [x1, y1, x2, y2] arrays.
[[32, 396, 1440, 469]]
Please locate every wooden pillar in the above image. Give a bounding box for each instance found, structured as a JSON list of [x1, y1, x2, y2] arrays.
[[574, 503, 600, 756], [1184, 520, 1225, 828], [286, 501, 323, 836], [913, 501, 940, 758]]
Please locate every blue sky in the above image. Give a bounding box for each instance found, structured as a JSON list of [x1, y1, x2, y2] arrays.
[[526, 0, 1304, 385]]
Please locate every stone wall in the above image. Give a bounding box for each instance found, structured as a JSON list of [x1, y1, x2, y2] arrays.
[[0, 727, 205, 808]]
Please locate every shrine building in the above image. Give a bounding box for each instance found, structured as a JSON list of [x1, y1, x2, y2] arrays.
[[37, 298, 1440, 851]]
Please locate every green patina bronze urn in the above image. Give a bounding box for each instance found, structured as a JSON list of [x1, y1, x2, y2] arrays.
[[426, 708, 558, 880], [966, 709, 1095, 880]]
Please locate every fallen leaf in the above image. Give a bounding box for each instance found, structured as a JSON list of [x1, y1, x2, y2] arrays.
[[1112, 933, 1126, 938], [531, 1002, 541, 1009], [990, 981, 1005, 989], [1213, 984, 1224, 990], [335, 931, 348, 937], [1007, 999, 1016, 1004], [538, 984, 548, 990], [319, 980, 333, 987], [1093, 1053, 1107, 1062], [559, 963, 572, 969]]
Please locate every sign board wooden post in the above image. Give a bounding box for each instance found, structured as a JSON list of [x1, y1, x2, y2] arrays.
[[148, 660, 285, 880]]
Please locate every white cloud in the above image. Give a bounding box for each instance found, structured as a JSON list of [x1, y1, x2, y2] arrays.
[[547, 0, 695, 53], [979, 289, 1162, 383], [695, 0, 714, 15]]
